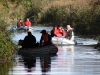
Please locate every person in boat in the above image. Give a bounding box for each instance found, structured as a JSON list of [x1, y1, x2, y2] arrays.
[[22, 31, 37, 48], [94, 37, 100, 49], [54, 25, 65, 37], [40, 29, 52, 46], [24, 18, 32, 27], [17, 19, 23, 28], [24, 18, 32, 30], [50, 26, 56, 37], [65, 25, 73, 40]]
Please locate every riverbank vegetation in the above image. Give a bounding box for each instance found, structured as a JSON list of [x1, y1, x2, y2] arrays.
[[0, 0, 100, 35], [0, 0, 100, 60], [0, 61, 13, 75], [0, 19, 16, 60], [22, 0, 100, 36]]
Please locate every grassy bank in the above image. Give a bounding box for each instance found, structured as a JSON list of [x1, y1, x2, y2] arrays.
[[0, 19, 17, 60], [0, 61, 13, 75]]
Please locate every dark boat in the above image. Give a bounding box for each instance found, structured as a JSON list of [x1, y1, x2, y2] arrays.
[[18, 44, 58, 57]]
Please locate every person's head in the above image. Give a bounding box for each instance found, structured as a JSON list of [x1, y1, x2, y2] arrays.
[[19, 19, 22, 22], [57, 25, 60, 29], [26, 18, 29, 21], [66, 25, 71, 29], [28, 31, 32, 36], [52, 26, 56, 30], [40, 29, 46, 35], [57, 25, 63, 30]]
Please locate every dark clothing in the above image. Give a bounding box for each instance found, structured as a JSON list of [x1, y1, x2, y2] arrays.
[[22, 34, 36, 48], [40, 33, 52, 46], [68, 30, 73, 40], [51, 30, 55, 37]]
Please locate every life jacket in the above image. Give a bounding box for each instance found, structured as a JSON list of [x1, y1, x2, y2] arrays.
[[17, 21, 23, 26], [43, 33, 49, 42], [24, 21, 32, 26], [54, 28, 65, 37]]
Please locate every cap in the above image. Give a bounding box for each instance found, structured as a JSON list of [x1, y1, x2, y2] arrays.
[[40, 29, 46, 33]]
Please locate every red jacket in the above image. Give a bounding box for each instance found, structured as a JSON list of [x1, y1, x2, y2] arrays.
[[17, 21, 23, 26], [40, 33, 51, 45], [24, 21, 32, 26], [54, 28, 65, 37]]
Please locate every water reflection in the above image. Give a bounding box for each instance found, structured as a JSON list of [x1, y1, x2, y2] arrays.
[[22, 56, 52, 73], [9, 54, 57, 75], [40, 56, 51, 73], [3, 45, 100, 75], [23, 57, 36, 72], [56, 45, 74, 73]]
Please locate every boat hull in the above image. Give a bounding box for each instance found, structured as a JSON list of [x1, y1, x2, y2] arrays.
[[52, 37, 75, 45], [18, 45, 58, 57], [17, 26, 33, 32]]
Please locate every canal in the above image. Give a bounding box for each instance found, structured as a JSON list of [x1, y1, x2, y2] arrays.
[[0, 26, 100, 75]]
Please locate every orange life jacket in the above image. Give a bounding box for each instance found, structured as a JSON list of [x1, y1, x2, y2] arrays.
[[24, 21, 32, 26], [43, 33, 49, 42], [54, 28, 65, 37], [18, 21, 23, 26]]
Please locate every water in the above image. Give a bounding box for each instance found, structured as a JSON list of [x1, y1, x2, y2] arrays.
[[1, 26, 100, 75], [8, 45, 100, 75], [11, 26, 53, 44]]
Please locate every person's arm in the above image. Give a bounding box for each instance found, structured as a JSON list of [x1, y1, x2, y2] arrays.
[[24, 22, 26, 26], [29, 21, 32, 26], [21, 22, 24, 26], [34, 36, 36, 43], [62, 30, 65, 36], [40, 35, 43, 45], [54, 29, 58, 37], [17, 22, 19, 27], [48, 34, 52, 44], [22, 36, 27, 48]]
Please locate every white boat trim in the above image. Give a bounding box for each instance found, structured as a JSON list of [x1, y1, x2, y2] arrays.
[[17, 26, 34, 31]]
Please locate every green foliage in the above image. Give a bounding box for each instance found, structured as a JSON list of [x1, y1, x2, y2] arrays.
[[7, 0, 98, 35], [0, 61, 13, 75], [0, 19, 16, 59], [0, 31, 16, 59], [74, 6, 100, 35], [0, 0, 100, 36]]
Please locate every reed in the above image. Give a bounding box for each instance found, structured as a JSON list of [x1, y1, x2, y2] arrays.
[[0, 19, 17, 60], [0, 61, 13, 75]]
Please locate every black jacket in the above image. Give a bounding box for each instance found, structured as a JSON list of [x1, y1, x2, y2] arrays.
[[22, 35, 36, 48]]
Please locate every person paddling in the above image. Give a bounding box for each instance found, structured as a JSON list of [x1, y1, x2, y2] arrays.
[[24, 18, 32, 27], [24, 18, 32, 30], [54, 25, 65, 37], [40, 30, 52, 46], [17, 19, 23, 28], [22, 31, 37, 48]]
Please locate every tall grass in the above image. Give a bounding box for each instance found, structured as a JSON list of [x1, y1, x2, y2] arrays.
[[28, 0, 100, 35], [0, 0, 100, 34], [0, 61, 13, 75], [0, 19, 16, 60]]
